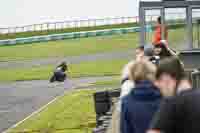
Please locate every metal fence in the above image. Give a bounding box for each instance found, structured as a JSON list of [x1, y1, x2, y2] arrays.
[[1, 11, 199, 35], [0, 17, 138, 34]]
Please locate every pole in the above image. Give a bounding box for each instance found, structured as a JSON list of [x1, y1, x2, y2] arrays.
[[186, 6, 193, 49], [139, 6, 146, 46], [198, 20, 200, 48], [161, 7, 165, 40]]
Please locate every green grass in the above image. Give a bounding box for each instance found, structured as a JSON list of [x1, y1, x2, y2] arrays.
[[0, 59, 128, 81], [0, 23, 137, 40], [168, 27, 186, 47], [90, 78, 120, 87], [8, 89, 98, 133], [0, 33, 138, 61], [0, 26, 185, 62]]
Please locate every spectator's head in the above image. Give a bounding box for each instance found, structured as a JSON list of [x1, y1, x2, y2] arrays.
[[135, 45, 145, 60], [144, 44, 154, 57], [157, 16, 161, 24], [155, 57, 185, 96], [153, 44, 162, 56], [153, 42, 171, 57], [129, 59, 157, 83]]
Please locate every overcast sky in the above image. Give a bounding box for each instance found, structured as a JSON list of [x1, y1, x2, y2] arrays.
[[0, 0, 141, 27]]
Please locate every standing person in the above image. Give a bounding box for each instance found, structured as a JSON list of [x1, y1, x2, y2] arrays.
[[149, 42, 172, 65], [120, 45, 145, 97], [146, 57, 195, 133], [49, 61, 68, 83], [120, 59, 162, 133], [152, 16, 168, 46], [147, 89, 200, 133], [154, 57, 185, 97], [121, 44, 155, 98]]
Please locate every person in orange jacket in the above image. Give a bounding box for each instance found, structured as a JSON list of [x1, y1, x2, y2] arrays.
[[152, 16, 168, 46]]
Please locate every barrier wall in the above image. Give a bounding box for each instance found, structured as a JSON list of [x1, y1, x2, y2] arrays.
[[0, 27, 141, 46]]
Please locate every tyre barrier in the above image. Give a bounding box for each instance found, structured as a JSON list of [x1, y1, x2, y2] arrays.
[[0, 27, 142, 46], [93, 89, 120, 133]]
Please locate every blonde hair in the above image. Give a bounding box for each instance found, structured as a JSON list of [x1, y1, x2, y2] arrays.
[[129, 59, 156, 82]]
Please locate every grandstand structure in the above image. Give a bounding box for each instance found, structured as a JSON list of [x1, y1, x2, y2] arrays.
[[139, 0, 200, 49], [139, 0, 200, 70]]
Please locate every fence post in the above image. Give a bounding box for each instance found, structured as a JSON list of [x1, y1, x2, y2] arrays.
[[40, 24, 43, 32], [135, 16, 138, 24], [14, 27, 17, 34], [46, 23, 49, 32], [94, 19, 96, 27], [87, 19, 89, 27], [122, 17, 125, 24], [33, 24, 36, 32], [54, 23, 57, 31]]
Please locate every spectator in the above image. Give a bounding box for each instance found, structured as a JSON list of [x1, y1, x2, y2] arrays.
[[121, 45, 145, 81], [152, 16, 168, 45], [120, 59, 161, 133], [147, 57, 194, 133], [120, 44, 155, 97], [120, 45, 145, 98], [149, 42, 172, 66], [160, 40, 177, 57], [154, 57, 185, 97], [147, 87, 199, 133], [154, 43, 171, 58]]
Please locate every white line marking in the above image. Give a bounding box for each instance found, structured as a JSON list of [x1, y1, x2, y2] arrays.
[[3, 89, 70, 133]]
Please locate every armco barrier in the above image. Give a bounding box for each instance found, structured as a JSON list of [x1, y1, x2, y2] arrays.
[[0, 27, 142, 46]]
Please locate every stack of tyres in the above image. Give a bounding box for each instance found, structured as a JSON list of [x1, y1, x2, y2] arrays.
[[93, 91, 111, 126], [92, 126, 106, 133], [93, 89, 121, 132]]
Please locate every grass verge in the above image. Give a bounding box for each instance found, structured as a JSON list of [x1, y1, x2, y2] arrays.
[[0, 59, 128, 81], [0, 33, 137, 61], [8, 89, 98, 133], [90, 78, 120, 87], [0, 25, 187, 62]]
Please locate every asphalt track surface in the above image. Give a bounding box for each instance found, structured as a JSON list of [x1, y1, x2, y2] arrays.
[[0, 50, 133, 69], [0, 49, 132, 132], [0, 76, 114, 132]]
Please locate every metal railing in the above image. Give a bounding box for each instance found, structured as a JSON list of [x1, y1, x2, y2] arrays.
[[1, 11, 199, 35], [0, 17, 138, 34]]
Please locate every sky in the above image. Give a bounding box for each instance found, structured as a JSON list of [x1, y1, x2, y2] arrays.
[[0, 0, 142, 28]]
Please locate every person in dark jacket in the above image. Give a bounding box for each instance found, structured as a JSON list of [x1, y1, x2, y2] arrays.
[[149, 42, 172, 66], [120, 59, 162, 133]]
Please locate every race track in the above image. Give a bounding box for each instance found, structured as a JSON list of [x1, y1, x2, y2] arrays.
[[0, 77, 113, 132]]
